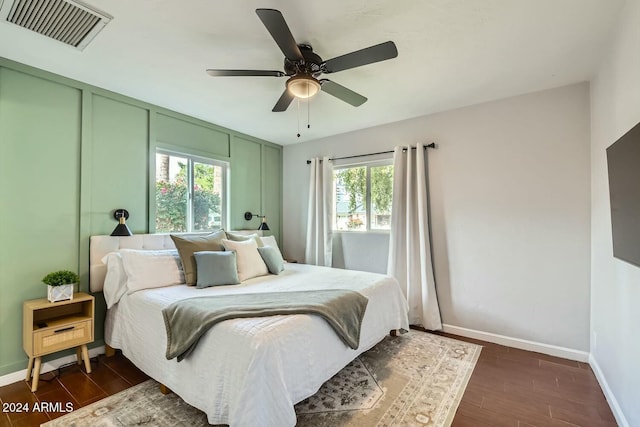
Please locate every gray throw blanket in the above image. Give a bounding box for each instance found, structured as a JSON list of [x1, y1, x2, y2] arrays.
[[162, 289, 369, 362]]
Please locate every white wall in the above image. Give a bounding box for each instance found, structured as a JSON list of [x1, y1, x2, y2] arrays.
[[331, 232, 390, 274], [283, 83, 591, 352], [590, 0, 640, 425]]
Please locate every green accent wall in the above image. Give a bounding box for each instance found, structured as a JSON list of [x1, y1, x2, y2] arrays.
[[230, 136, 263, 231], [90, 95, 150, 234], [156, 113, 230, 158], [0, 57, 282, 376], [262, 145, 283, 241], [0, 68, 82, 373]]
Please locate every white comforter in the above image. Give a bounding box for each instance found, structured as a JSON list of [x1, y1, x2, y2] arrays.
[[105, 263, 409, 427]]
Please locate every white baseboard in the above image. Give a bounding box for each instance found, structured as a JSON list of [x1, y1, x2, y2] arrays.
[[589, 353, 630, 427], [442, 324, 590, 362], [0, 345, 105, 388]]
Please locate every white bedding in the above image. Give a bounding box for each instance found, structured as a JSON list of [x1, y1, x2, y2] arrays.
[[105, 263, 409, 427]]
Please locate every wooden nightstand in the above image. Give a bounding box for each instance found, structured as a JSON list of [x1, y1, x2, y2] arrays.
[[23, 292, 94, 392]]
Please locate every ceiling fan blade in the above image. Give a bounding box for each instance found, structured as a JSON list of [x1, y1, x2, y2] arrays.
[[272, 89, 295, 112], [320, 80, 367, 107], [323, 41, 398, 73], [206, 69, 285, 77], [256, 9, 303, 62]]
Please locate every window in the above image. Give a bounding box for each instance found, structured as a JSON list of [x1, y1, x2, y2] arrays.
[[155, 150, 227, 233], [333, 162, 394, 231]]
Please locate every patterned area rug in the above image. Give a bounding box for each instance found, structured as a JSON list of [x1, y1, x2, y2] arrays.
[[42, 331, 481, 427]]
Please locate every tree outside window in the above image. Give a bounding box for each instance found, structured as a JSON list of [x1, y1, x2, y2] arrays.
[[334, 163, 393, 231], [155, 152, 226, 233]]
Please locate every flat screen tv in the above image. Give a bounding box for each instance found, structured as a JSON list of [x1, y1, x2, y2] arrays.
[[606, 120, 640, 268]]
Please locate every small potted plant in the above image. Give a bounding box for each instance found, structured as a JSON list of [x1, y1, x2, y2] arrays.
[[42, 270, 79, 303]]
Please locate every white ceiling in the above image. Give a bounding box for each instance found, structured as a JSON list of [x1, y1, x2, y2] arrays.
[[0, 0, 624, 145]]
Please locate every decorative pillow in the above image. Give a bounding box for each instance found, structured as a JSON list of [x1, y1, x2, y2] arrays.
[[221, 238, 269, 282], [257, 246, 285, 275], [194, 251, 240, 288], [101, 252, 127, 308], [170, 230, 226, 285], [259, 235, 280, 250], [225, 232, 263, 246], [259, 235, 285, 260], [119, 249, 183, 294]]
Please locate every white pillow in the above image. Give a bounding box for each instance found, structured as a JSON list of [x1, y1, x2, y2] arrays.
[[259, 235, 280, 250], [119, 249, 184, 294], [101, 252, 127, 309], [226, 231, 263, 246], [259, 235, 285, 260], [221, 238, 269, 282]]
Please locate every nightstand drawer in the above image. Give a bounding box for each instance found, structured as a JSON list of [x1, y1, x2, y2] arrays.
[[33, 320, 92, 356]]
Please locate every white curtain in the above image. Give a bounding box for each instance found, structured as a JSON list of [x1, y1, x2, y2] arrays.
[[388, 143, 442, 329], [305, 157, 333, 266]]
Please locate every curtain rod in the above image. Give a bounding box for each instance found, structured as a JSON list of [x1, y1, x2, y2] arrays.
[[305, 142, 436, 164]]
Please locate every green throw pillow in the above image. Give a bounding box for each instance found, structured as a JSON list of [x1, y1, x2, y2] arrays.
[[194, 251, 240, 288], [170, 230, 226, 285], [257, 246, 284, 274]]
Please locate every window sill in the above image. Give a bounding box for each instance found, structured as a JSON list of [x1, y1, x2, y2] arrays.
[[332, 230, 390, 234]]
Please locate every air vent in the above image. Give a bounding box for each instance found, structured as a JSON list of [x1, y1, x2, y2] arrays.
[[0, 0, 112, 50]]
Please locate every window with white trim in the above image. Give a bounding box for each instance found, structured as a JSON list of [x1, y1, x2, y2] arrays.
[[155, 150, 227, 232], [333, 161, 394, 231]]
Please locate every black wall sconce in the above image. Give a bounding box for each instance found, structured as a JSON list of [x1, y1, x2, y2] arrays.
[[244, 211, 270, 231], [111, 209, 133, 236]]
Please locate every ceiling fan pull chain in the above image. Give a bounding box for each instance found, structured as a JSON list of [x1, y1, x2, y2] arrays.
[[307, 97, 311, 129], [297, 97, 301, 138]]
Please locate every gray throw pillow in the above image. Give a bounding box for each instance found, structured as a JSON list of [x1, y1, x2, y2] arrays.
[[194, 251, 240, 288], [170, 230, 226, 285], [257, 246, 284, 274]]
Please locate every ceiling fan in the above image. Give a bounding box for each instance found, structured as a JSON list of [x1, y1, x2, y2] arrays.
[[206, 8, 398, 112]]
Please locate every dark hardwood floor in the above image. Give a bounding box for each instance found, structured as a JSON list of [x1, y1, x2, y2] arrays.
[[0, 354, 147, 427], [438, 332, 617, 427], [0, 333, 617, 426]]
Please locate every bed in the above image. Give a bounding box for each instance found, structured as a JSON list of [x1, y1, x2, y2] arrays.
[[90, 233, 409, 427]]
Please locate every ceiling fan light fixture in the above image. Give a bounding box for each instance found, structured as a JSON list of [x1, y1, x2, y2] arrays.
[[286, 75, 321, 99]]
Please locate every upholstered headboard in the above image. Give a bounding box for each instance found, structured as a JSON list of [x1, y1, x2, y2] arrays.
[[89, 231, 263, 292]]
